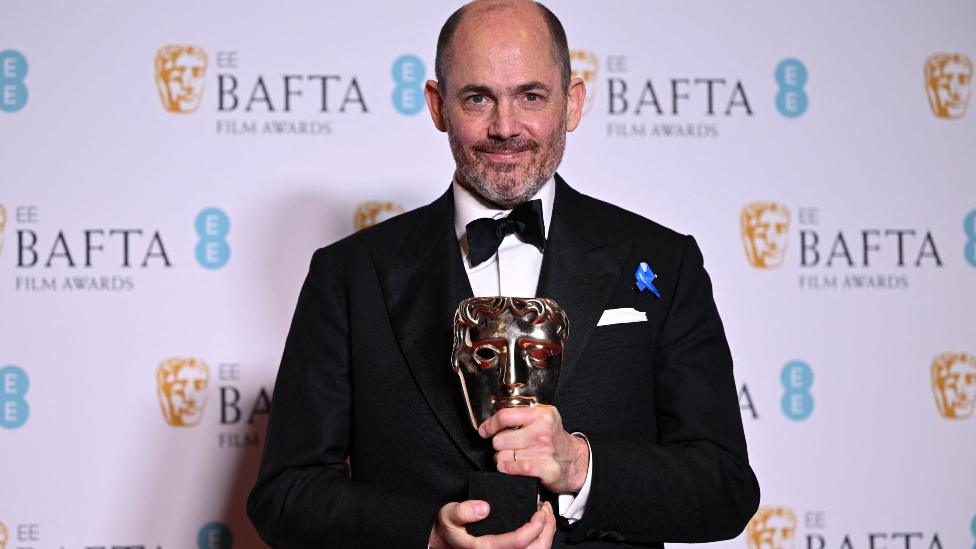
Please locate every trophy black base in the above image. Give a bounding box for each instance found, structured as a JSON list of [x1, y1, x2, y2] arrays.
[[466, 472, 539, 536]]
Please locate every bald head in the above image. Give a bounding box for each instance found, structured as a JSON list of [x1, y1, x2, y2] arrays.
[[435, 0, 571, 94]]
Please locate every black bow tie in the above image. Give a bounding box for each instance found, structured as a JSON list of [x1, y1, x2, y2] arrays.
[[465, 199, 546, 267]]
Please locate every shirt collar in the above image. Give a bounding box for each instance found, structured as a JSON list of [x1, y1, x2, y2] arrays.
[[452, 174, 555, 244]]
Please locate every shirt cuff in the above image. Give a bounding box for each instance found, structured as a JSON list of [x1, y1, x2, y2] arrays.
[[557, 432, 592, 523]]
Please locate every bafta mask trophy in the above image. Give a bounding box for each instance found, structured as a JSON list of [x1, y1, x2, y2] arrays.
[[452, 297, 569, 535]]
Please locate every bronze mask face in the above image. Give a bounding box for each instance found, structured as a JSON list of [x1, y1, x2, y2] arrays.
[[452, 297, 569, 429]]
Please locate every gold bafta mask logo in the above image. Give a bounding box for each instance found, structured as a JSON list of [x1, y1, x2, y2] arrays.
[[570, 50, 598, 116], [746, 507, 797, 549], [0, 203, 7, 256], [354, 201, 404, 231], [157, 357, 210, 427], [925, 53, 972, 119], [0, 521, 7, 549], [741, 202, 791, 269], [931, 352, 976, 419], [155, 45, 208, 113]]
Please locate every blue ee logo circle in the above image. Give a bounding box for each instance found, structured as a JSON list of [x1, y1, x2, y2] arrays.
[[970, 513, 976, 549], [964, 209, 976, 268], [775, 58, 808, 118], [0, 49, 29, 113], [392, 54, 426, 116], [198, 522, 232, 549], [195, 207, 230, 270], [1, 365, 30, 429], [780, 360, 814, 421]]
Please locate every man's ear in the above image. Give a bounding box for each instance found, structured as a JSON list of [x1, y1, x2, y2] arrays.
[[565, 77, 586, 132], [425, 80, 448, 132]]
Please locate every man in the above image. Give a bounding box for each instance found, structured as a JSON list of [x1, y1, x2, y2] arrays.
[[247, 1, 759, 547]]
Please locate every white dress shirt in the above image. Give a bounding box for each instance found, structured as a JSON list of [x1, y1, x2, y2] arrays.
[[452, 176, 593, 524]]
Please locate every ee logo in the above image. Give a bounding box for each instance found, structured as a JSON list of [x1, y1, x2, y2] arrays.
[[781, 360, 814, 421], [392, 54, 426, 116], [775, 58, 808, 118], [198, 522, 233, 549], [964, 209, 976, 268], [0, 49, 28, 113], [195, 208, 230, 270], [1, 365, 29, 429], [970, 514, 975, 549]]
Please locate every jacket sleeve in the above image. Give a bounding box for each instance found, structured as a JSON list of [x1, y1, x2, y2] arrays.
[[247, 248, 439, 548], [567, 235, 760, 545]]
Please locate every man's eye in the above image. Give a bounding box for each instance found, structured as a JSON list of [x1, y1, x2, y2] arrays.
[[525, 93, 540, 102], [469, 95, 486, 104]]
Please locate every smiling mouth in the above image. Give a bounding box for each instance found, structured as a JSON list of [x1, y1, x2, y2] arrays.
[[479, 150, 530, 163]]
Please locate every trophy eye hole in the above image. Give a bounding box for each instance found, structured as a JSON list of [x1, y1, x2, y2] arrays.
[[524, 347, 553, 368], [473, 344, 501, 369]]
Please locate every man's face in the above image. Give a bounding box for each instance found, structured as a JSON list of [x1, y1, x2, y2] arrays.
[[453, 297, 567, 428], [426, 1, 585, 208]]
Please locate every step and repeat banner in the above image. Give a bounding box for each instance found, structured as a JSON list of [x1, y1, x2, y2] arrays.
[[1, 1, 974, 548]]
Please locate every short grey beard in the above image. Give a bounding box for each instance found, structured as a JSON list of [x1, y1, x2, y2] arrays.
[[448, 117, 567, 210]]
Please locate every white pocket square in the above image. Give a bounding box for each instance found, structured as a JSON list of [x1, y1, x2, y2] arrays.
[[597, 308, 647, 326]]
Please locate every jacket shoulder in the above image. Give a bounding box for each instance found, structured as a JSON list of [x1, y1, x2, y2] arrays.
[[309, 194, 448, 272], [570, 187, 688, 245]]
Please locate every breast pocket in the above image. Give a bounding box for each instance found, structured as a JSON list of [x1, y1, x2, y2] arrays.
[[560, 320, 657, 434], [585, 320, 654, 355]]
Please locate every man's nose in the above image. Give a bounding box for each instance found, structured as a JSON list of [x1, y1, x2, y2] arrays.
[[488, 100, 520, 140]]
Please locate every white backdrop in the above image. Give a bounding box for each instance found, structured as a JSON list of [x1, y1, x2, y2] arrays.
[[1, 1, 974, 548]]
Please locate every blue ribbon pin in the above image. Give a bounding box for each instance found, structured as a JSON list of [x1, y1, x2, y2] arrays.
[[635, 262, 660, 298]]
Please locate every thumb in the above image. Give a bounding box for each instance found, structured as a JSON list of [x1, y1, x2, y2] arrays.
[[448, 500, 490, 526]]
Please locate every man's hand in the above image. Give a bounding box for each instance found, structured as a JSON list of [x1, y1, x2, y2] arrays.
[[478, 405, 589, 494], [429, 500, 556, 549]]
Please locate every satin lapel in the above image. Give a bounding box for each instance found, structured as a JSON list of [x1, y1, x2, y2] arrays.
[[536, 176, 633, 400], [373, 190, 488, 469]]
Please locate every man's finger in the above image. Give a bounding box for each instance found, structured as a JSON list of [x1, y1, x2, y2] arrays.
[[497, 455, 549, 481], [491, 422, 553, 457], [525, 502, 557, 549], [445, 499, 490, 526], [478, 407, 537, 438], [486, 508, 547, 548]]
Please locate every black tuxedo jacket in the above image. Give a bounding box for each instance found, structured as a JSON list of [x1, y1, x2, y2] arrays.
[[248, 175, 760, 548]]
